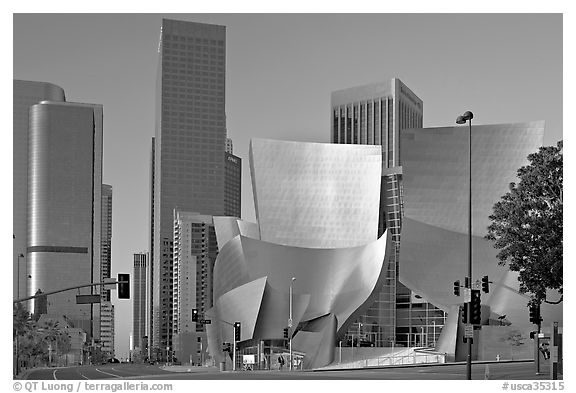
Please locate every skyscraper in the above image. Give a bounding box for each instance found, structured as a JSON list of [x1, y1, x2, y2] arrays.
[[133, 253, 148, 353], [330, 79, 426, 346], [98, 184, 113, 355], [27, 100, 103, 338], [172, 211, 217, 364], [224, 152, 241, 218], [331, 78, 423, 168], [151, 18, 227, 359], [100, 302, 115, 358], [101, 185, 113, 302], [13, 80, 65, 301], [148, 137, 155, 358]]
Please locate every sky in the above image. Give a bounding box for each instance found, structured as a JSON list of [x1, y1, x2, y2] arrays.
[[11, 12, 564, 360]]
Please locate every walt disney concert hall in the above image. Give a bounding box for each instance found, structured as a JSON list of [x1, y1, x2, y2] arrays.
[[206, 122, 562, 369], [206, 139, 393, 369]]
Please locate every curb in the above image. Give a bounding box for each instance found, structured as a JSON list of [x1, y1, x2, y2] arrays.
[[312, 359, 535, 372]]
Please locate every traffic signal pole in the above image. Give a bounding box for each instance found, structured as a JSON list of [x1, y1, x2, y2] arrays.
[[466, 115, 473, 381], [13, 279, 126, 304], [233, 326, 236, 371]]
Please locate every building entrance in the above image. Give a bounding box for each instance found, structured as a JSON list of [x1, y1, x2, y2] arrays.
[[235, 338, 305, 371]]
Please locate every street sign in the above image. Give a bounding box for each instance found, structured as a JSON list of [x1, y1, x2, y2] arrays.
[[538, 333, 545, 338], [464, 324, 474, 338], [76, 294, 101, 304], [288, 318, 292, 328], [200, 319, 211, 324], [103, 277, 117, 290]]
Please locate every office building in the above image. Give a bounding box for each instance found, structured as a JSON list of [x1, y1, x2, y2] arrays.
[[27, 100, 103, 338], [330, 79, 427, 347], [151, 18, 228, 360], [96, 184, 113, 353], [101, 185, 113, 301], [148, 137, 155, 358], [331, 78, 423, 167], [100, 302, 115, 358], [13, 80, 65, 301], [225, 137, 233, 154], [133, 253, 148, 354], [224, 152, 241, 218], [172, 211, 217, 364]]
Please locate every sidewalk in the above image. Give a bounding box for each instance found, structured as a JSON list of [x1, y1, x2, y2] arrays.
[[160, 365, 218, 373]]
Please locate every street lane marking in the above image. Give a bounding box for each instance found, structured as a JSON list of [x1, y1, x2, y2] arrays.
[[78, 372, 89, 379], [110, 367, 148, 377], [94, 368, 123, 378], [53, 369, 58, 380]]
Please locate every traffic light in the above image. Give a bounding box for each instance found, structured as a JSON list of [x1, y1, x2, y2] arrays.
[[529, 302, 541, 325], [118, 273, 130, 299], [192, 309, 198, 322], [234, 322, 241, 341], [481, 275, 490, 293], [461, 304, 468, 324], [453, 280, 461, 296], [283, 327, 289, 339], [470, 289, 482, 325]]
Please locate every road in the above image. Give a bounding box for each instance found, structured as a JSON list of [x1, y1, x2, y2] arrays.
[[20, 361, 561, 380]]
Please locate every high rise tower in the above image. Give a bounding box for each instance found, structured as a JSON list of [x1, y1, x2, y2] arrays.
[[172, 211, 217, 364], [151, 18, 227, 360], [27, 100, 103, 337], [101, 184, 113, 302], [133, 253, 148, 353], [330, 79, 427, 347], [99, 184, 114, 356], [13, 80, 65, 301]]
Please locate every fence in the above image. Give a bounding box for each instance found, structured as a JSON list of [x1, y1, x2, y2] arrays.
[[322, 348, 446, 369]]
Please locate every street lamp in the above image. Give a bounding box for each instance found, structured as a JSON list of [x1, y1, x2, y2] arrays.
[[420, 326, 425, 347], [289, 277, 295, 371], [17, 253, 24, 299], [456, 110, 474, 380]]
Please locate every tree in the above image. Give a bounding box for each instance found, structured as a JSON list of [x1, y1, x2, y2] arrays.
[[485, 141, 562, 304], [37, 319, 71, 365]]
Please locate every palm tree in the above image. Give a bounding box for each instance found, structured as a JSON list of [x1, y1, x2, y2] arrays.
[[37, 319, 70, 366], [13, 303, 36, 374]]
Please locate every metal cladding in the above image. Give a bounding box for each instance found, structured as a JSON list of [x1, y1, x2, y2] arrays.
[[208, 139, 390, 369], [249, 138, 382, 249], [399, 122, 562, 356], [13, 80, 66, 301], [27, 101, 103, 327]]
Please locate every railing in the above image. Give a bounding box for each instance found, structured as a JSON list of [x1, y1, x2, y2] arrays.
[[324, 348, 446, 369]]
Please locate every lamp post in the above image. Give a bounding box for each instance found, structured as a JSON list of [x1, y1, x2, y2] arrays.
[[420, 326, 425, 347], [17, 253, 24, 299], [289, 277, 295, 371], [456, 110, 474, 380]]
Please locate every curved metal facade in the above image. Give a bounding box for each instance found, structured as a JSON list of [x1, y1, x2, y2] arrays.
[[208, 139, 390, 369], [399, 122, 562, 357], [250, 138, 382, 249]]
